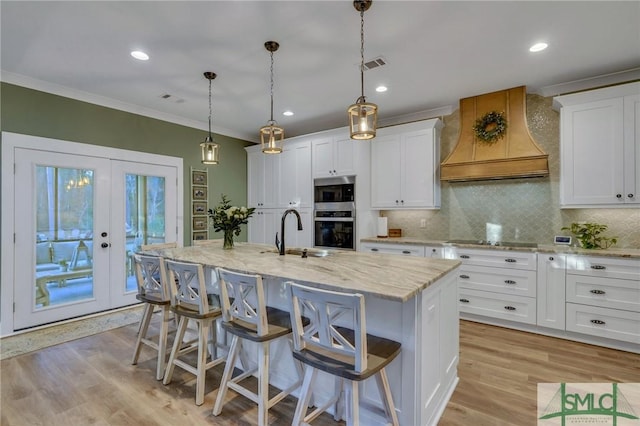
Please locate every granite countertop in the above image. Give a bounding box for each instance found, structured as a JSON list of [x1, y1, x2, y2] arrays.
[[361, 237, 640, 259], [148, 242, 461, 302]]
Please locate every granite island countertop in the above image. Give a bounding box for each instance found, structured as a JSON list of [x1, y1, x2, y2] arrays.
[[361, 237, 640, 259], [148, 242, 461, 302]]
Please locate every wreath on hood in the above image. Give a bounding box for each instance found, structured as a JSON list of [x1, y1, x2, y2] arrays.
[[473, 111, 507, 144]]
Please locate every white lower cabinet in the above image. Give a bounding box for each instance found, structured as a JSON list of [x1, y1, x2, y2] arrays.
[[359, 242, 443, 258], [565, 255, 640, 345], [537, 254, 567, 330], [450, 248, 538, 326]]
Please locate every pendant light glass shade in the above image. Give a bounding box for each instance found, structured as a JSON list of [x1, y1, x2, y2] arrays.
[[348, 0, 377, 140], [261, 41, 284, 154], [201, 71, 220, 165], [260, 121, 284, 154]]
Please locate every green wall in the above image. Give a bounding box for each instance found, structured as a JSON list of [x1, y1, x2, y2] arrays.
[[1, 82, 253, 245]]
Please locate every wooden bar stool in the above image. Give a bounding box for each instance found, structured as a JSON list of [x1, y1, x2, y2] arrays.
[[131, 253, 172, 380], [212, 267, 305, 426], [286, 282, 402, 426], [162, 259, 226, 406]]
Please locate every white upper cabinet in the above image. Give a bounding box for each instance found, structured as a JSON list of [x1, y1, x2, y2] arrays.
[[278, 140, 312, 208], [312, 133, 356, 178], [247, 148, 277, 208], [554, 82, 640, 207], [371, 119, 442, 209]]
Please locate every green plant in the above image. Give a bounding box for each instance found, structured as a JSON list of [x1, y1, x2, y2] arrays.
[[561, 222, 618, 249]]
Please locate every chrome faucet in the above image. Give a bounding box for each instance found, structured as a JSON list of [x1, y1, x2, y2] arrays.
[[276, 208, 303, 255]]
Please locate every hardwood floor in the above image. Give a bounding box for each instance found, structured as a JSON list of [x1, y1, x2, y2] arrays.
[[1, 319, 638, 425]]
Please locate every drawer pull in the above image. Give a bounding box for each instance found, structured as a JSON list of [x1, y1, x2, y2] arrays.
[[590, 319, 606, 325], [504, 306, 516, 311], [459, 274, 470, 279], [370, 248, 379, 252], [402, 250, 411, 255], [589, 289, 606, 295], [504, 280, 517, 285], [460, 255, 470, 259], [504, 258, 517, 263], [459, 298, 470, 303], [590, 265, 606, 270]]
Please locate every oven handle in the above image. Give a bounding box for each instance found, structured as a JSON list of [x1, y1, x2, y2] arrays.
[[314, 217, 355, 222]]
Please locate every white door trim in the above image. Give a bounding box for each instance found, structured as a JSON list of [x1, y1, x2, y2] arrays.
[[1, 132, 184, 336]]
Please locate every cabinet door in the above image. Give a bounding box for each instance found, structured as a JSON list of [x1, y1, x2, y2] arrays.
[[279, 141, 312, 208], [371, 134, 401, 208], [623, 93, 640, 204], [312, 137, 335, 178], [333, 137, 356, 176], [247, 150, 277, 208], [248, 209, 278, 245], [402, 129, 436, 207], [560, 98, 625, 206], [536, 254, 566, 330]]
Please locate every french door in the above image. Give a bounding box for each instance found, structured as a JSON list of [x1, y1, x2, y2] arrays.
[[12, 148, 178, 330]]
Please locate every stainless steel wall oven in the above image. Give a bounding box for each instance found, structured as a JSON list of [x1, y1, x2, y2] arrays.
[[314, 176, 356, 250]]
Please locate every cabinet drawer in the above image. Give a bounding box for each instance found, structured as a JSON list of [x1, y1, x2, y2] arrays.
[[458, 288, 536, 325], [449, 248, 537, 270], [567, 255, 640, 281], [360, 243, 425, 257], [458, 265, 536, 297], [566, 303, 640, 344], [566, 275, 640, 312]]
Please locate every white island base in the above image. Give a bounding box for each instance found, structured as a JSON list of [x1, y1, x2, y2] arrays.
[[152, 243, 460, 425]]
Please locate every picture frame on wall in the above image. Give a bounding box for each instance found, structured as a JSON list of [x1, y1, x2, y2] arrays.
[[192, 216, 208, 231], [192, 170, 207, 186], [192, 231, 208, 241], [192, 187, 207, 200], [192, 201, 208, 216]]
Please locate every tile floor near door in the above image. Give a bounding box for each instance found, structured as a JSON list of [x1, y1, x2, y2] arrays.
[[1, 319, 638, 425]]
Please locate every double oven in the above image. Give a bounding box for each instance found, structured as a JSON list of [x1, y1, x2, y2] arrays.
[[313, 176, 356, 250]]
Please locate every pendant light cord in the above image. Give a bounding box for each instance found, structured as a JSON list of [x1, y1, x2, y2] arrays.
[[359, 8, 365, 102], [208, 77, 213, 137], [269, 49, 275, 122]]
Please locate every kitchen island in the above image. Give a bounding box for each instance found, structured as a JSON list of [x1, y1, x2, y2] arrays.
[[149, 241, 461, 426]]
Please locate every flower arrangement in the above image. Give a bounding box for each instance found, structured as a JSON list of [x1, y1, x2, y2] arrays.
[[561, 222, 618, 249], [208, 194, 255, 249]]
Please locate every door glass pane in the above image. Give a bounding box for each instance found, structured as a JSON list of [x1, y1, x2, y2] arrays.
[[35, 166, 94, 308], [124, 174, 166, 292]]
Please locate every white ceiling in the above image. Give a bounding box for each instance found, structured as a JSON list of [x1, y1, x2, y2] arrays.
[[2, 1, 639, 142]]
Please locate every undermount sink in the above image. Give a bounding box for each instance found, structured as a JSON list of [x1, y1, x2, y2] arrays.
[[261, 247, 333, 257]]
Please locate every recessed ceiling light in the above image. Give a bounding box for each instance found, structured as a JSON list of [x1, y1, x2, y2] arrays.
[[131, 50, 149, 61], [529, 42, 548, 53], [376, 85, 388, 93], [283, 110, 294, 116]]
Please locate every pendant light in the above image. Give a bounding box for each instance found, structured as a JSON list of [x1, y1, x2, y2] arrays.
[[260, 41, 285, 154], [200, 71, 220, 165], [347, 0, 378, 140]]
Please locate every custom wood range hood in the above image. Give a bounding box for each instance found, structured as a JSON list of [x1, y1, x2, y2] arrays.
[[440, 86, 549, 182]]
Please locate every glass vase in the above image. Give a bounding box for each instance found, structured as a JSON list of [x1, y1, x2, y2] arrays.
[[223, 229, 234, 250]]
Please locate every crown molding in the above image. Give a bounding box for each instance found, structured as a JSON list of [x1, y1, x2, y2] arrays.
[[535, 67, 640, 97], [1, 71, 257, 142]]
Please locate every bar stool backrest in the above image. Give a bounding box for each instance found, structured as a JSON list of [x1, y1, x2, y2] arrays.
[[165, 260, 212, 315], [216, 267, 268, 337], [133, 254, 169, 302], [287, 282, 367, 373]]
